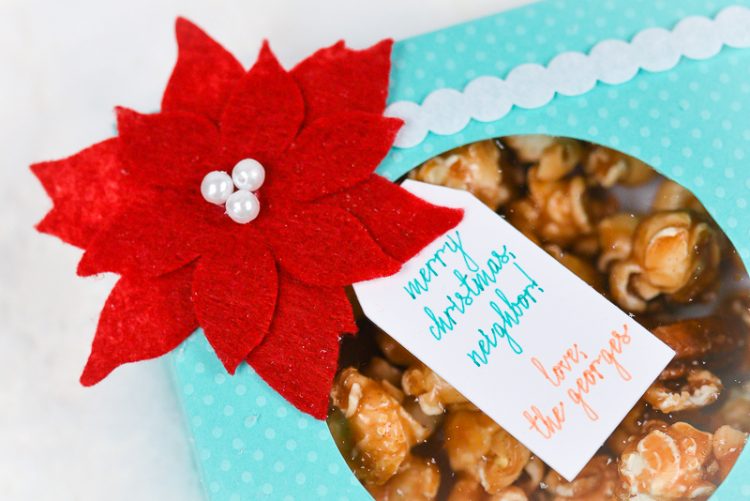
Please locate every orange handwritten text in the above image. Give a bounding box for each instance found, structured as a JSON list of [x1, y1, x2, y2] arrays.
[[530, 343, 587, 387], [523, 402, 566, 439], [567, 324, 632, 421], [524, 324, 634, 433]]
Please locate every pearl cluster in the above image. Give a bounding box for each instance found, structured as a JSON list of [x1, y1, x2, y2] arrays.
[[200, 159, 266, 224]]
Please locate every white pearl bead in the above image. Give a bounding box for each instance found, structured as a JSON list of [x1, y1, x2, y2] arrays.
[[225, 189, 260, 224], [200, 171, 234, 205], [232, 158, 266, 191]]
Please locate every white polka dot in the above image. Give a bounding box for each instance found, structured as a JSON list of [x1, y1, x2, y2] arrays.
[[244, 415, 258, 428]]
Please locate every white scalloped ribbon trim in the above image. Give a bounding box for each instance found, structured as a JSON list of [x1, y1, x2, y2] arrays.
[[386, 5, 750, 149]]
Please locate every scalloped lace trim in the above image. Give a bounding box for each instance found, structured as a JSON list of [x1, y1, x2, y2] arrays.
[[386, 5, 750, 149]]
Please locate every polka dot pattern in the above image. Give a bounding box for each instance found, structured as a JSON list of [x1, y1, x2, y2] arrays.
[[170, 0, 750, 499], [386, 5, 750, 148], [171, 332, 368, 500]]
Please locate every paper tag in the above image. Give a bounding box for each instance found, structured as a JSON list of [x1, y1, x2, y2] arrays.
[[353, 181, 674, 480]]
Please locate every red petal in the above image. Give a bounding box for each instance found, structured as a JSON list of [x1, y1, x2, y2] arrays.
[[77, 192, 208, 277], [259, 203, 401, 286], [247, 274, 356, 419], [270, 112, 402, 201], [192, 232, 278, 373], [32, 138, 125, 249], [80, 266, 197, 386], [324, 175, 465, 262], [220, 42, 304, 166], [291, 39, 393, 124], [162, 18, 244, 122], [117, 107, 220, 190]]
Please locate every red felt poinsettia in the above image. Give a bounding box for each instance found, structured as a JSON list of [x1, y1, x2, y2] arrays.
[[32, 18, 462, 418]]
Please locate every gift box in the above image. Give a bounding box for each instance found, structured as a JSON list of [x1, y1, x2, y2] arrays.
[[32, 0, 750, 499]]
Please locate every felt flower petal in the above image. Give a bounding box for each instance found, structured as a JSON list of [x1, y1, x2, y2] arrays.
[[220, 42, 304, 166], [324, 174, 464, 262], [31, 138, 124, 249], [290, 39, 393, 124], [162, 18, 245, 122], [247, 274, 357, 419], [192, 233, 278, 373], [77, 192, 207, 277], [259, 203, 401, 286], [271, 112, 402, 201], [80, 266, 197, 386], [117, 107, 220, 189]]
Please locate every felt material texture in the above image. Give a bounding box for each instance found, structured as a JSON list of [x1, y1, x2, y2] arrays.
[[291, 40, 393, 125], [31, 18, 463, 418], [162, 18, 244, 124], [246, 273, 357, 419], [220, 42, 304, 168], [31, 138, 124, 249], [80, 266, 197, 386], [271, 112, 403, 201], [192, 233, 278, 373], [325, 174, 465, 262]]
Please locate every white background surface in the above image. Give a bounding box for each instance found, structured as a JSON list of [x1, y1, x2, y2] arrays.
[[0, 0, 533, 499]]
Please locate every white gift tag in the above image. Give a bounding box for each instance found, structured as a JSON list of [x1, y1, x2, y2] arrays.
[[353, 180, 674, 481]]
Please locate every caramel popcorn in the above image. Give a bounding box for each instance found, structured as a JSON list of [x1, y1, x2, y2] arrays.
[[446, 474, 486, 501], [402, 398, 443, 438], [503, 134, 557, 163], [444, 409, 530, 494], [607, 401, 646, 456], [652, 179, 706, 213], [650, 316, 738, 368], [721, 291, 750, 372], [619, 422, 716, 499], [609, 211, 721, 312], [516, 456, 546, 494], [597, 213, 640, 271], [544, 455, 618, 501], [584, 146, 655, 187], [535, 138, 584, 182], [715, 383, 750, 433], [508, 166, 611, 248], [330, 368, 429, 485], [364, 357, 404, 387], [545, 244, 605, 292], [402, 363, 468, 415], [409, 140, 515, 210], [328, 136, 748, 498], [486, 486, 528, 501], [712, 425, 747, 482], [375, 330, 419, 367], [368, 455, 441, 501], [644, 367, 723, 414]]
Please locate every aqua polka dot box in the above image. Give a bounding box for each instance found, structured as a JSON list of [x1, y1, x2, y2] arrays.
[[31, 0, 750, 499]]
